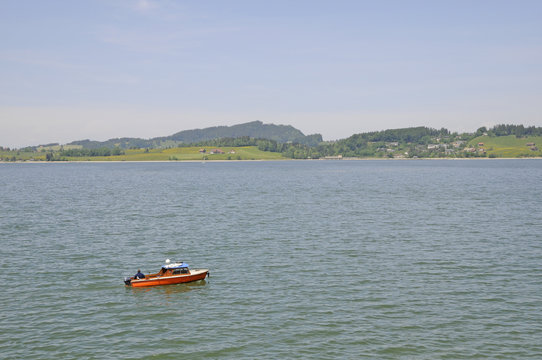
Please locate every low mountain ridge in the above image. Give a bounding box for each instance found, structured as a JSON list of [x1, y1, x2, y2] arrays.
[[68, 121, 322, 149]]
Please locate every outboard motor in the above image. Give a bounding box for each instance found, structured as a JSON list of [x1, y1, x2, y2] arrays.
[[124, 277, 132, 286]]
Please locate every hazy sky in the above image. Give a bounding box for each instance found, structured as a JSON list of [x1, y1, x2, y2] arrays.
[[1, 0, 541, 148]]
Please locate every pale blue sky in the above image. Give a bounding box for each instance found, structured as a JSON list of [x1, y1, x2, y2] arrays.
[[1, 0, 541, 148]]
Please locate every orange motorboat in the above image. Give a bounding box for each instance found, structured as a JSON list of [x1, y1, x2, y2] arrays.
[[124, 260, 209, 287]]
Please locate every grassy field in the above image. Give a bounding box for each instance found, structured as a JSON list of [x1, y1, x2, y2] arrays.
[[0, 146, 287, 162], [0, 149, 45, 161], [161, 146, 286, 161], [469, 135, 542, 158]]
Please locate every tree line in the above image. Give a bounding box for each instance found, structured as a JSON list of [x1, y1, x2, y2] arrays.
[[476, 124, 542, 137], [59, 147, 124, 157]]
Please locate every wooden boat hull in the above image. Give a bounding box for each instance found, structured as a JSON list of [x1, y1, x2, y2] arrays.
[[128, 269, 208, 287]]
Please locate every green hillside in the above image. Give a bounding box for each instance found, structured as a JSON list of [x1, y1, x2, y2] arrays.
[[469, 135, 542, 157]]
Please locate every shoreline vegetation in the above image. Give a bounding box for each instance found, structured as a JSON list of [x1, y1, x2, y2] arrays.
[[2, 123, 542, 162], [2, 157, 542, 164]]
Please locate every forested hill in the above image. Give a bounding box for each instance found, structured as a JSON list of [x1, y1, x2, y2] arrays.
[[163, 121, 317, 144], [67, 121, 322, 149], [342, 126, 447, 143]]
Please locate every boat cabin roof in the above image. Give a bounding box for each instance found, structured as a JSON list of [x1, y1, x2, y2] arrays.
[[162, 262, 189, 269]]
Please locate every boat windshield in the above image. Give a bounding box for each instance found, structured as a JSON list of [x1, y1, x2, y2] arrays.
[[172, 268, 189, 275]]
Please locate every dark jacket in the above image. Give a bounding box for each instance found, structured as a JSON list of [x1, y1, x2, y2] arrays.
[[135, 271, 145, 279]]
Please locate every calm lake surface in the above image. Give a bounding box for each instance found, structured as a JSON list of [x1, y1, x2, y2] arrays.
[[1, 160, 541, 359]]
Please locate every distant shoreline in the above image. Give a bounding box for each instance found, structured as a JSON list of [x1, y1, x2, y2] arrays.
[[2, 157, 542, 164]]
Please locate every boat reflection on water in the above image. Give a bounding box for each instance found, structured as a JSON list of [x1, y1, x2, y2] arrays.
[[127, 280, 208, 305], [129, 279, 207, 295]]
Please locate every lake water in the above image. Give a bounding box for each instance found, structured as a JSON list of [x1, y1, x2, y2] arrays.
[[1, 160, 541, 359]]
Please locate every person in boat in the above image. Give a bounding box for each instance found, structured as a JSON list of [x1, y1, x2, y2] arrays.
[[134, 269, 145, 279]]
